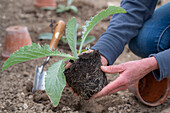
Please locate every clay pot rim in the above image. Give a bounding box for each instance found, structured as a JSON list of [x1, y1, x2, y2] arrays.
[[6, 26, 27, 33], [135, 77, 170, 106], [34, 0, 56, 8]]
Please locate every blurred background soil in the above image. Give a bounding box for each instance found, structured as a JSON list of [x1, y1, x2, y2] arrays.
[[0, 0, 170, 112]]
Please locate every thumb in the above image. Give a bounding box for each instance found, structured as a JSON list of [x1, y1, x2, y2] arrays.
[[101, 65, 124, 74]]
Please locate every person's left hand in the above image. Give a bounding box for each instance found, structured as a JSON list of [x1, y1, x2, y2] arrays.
[[92, 57, 159, 99]]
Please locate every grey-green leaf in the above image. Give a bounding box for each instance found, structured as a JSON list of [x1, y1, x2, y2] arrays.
[[45, 60, 66, 107], [57, 4, 66, 9], [2, 43, 75, 71], [56, 4, 67, 13], [66, 17, 78, 58], [77, 35, 95, 45], [61, 36, 68, 44], [56, 8, 67, 13], [38, 33, 53, 40], [78, 6, 126, 54], [67, 0, 74, 6], [70, 5, 78, 14], [41, 7, 56, 10]]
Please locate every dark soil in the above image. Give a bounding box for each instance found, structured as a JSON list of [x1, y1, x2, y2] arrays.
[[64, 50, 107, 99], [1, 0, 170, 112]]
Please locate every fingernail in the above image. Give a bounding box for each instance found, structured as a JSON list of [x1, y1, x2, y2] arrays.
[[101, 66, 107, 70]]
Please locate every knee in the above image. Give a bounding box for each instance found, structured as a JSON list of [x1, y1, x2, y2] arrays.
[[129, 3, 170, 58], [128, 38, 150, 58]]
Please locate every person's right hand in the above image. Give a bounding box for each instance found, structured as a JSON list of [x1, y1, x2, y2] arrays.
[[91, 57, 159, 99]]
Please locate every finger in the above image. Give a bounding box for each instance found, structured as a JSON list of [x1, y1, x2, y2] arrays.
[[66, 82, 69, 86], [101, 55, 108, 66], [92, 77, 124, 98], [108, 85, 128, 95], [68, 87, 74, 92], [101, 65, 124, 74], [65, 62, 72, 69], [73, 93, 79, 96], [82, 50, 93, 54]]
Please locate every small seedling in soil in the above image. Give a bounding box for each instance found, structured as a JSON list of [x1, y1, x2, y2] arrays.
[[56, 0, 78, 14], [2, 6, 126, 107], [41, 0, 78, 14], [38, 28, 96, 46]]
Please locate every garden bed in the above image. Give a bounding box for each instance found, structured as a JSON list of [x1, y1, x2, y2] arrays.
[[0, 0, 170, 112]]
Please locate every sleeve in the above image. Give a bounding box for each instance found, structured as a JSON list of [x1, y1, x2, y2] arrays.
[[91, 0, 158, 65], [150, 49, 170, 81]]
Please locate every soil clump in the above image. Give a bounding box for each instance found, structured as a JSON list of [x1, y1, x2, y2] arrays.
[[64, 50, 107, 99]]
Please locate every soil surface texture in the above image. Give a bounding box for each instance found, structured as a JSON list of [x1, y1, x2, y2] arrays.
[[0, 0, 170, 113]]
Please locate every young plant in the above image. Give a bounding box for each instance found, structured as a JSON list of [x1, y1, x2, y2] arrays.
[[56, 0, 78, 14], [2, 6, 126, 107], [38, 31, 96, 46]]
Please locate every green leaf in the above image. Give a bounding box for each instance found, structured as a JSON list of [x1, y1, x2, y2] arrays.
[[45, 59, 66, 107], [56, 8, 67, 13], [77, 49, 88, 54], [70, 5, 78, 14], [2, 43, 75, 71], [66, 17, 78, 58], [41, 7, 56, 10], [67, 0, 74, 6], [56, 4, 67, 13], [38, 33, 53, 40], [61, 36, 68, 44], [77, 35, 95, 45], [78, 6, 126, 54], [57, 4, 66, 9]]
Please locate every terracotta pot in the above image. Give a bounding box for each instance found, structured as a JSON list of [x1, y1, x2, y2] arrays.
[[2, 26, 32, 60], [129, 72, 170, 106], [34, 0, 56, 8]]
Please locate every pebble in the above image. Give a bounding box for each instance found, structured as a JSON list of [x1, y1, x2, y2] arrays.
[[19, 107, 22, 110], [23, 103, 28, 109], [17, 103, 23, 107], [121, 96, 125, 99], [46, 11, 52, 16], [2, 15, 6, 19], [107, 2, 120, 7], [36, 13, 44, 18], [0, 105, 5, 109], [6, 99, 12, 105], [21, 92, 25, 97], [70, 111, 79, 113], [117, 91, 124, 96], [127, 109, 131, 112], [62, 106, 71, 111], [29, 95, 33, 99], [127, 54, 131, 58], [108, 107, 114, 111], [23, 71, 30, 77]]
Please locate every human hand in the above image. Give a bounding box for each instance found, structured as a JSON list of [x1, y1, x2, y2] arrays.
[[92, 57, 159, 99]]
